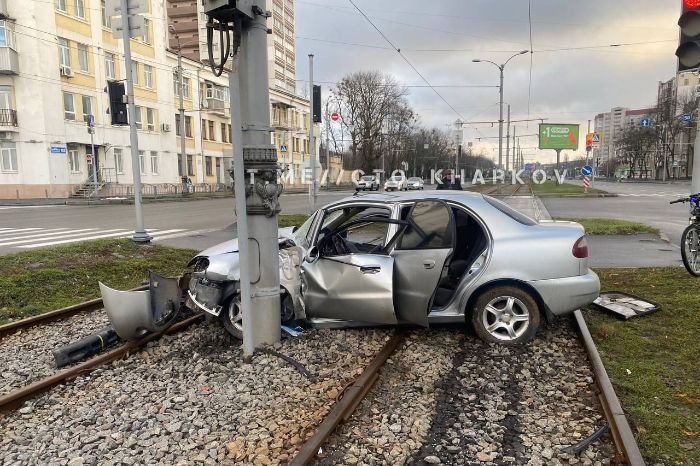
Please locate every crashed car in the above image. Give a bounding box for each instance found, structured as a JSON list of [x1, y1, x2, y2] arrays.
[[101, 191, 600, 345]]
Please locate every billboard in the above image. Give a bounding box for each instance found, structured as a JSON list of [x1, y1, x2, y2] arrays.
[[539, 123, 580, 150]]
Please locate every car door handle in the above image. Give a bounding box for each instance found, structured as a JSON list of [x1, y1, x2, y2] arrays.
[[360, 265, 381, 274], [423, 260, 435, 269]]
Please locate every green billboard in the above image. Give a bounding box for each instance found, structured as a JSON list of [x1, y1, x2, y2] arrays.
[[539, 123, 580, 150]]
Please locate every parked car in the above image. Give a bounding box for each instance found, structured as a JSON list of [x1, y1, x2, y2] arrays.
[[101, 192, 599, 345], [384, 176, 407, 191], [406, 177, 424, 190], [356, 175, 379, 191]]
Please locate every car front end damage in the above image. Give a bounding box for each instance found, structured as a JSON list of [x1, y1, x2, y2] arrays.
[[100, 229, 305, 340]]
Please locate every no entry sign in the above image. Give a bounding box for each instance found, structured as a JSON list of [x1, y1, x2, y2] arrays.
[[331, 112, 340, 122]]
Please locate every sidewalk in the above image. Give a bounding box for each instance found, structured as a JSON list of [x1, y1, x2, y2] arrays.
[[502, 195, 681, 269]]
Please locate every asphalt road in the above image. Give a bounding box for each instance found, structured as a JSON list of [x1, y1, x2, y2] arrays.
[[0, 192, 352, 255]]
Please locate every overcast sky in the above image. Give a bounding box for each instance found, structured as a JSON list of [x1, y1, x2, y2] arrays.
[[293, 0, 680, 164]]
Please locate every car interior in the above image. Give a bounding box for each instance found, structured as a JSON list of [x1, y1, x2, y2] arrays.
[[314, 203, 489, 308]]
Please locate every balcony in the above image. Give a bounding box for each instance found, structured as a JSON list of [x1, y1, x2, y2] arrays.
[[0, 46, 18, 75], [0, 108, 18, 131]]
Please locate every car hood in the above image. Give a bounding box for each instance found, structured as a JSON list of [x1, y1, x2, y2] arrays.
[[197, 226, 296, 257]]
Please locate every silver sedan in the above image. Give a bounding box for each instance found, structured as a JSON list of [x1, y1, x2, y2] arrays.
[[101, 191, 599, 345]]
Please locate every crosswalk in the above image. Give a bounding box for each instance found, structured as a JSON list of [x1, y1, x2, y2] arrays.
[[616, 192, 688, 198], [0, 227, 194, 251]]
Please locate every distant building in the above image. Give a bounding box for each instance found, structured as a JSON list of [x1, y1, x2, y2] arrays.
[[0, 0, 323, 200], [592, 106, 654, 173]]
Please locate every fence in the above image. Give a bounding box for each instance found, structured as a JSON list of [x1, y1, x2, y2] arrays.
[[99, 183, 232, 198]]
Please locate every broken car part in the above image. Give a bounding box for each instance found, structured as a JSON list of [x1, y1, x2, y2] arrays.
[[52, 326, 120, 369], [591, 291, 661, 320]]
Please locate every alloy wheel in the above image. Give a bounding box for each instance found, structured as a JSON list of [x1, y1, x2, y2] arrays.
[[481, 295, 530, 341]]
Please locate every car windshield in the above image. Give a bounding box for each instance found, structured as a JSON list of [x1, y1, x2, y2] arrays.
[[408, 177, 421, 182], [389, 176, 403, 181], [290, 212, 317, 248], [361, 176, 374, 181]]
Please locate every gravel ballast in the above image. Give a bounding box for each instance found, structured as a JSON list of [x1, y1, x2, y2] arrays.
[[0, 310, 113, 396], [0, 323, 391, 465], [316, 321, 615, 466]]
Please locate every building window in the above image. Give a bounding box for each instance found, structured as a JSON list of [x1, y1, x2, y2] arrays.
[[133, 106, 142, 130], [205, 156, 213, 176], [143, 64, 153, 88], [185, 116, 192, 137], [177, 154, 183, 177], [131, 62, 139, 85], [173, 74, 191, 99], [0, 142, 17, 172], [69, 148, 80, 172], [150, 151, 158, 174], [0, 21, 15, 49], [63, 92, 75, 120], [208, 120, 215, 141], [142, 18, 151, 44], [77, 44, 89, 72], [81, 95, 92, 122], [139, 150, 146, 173], [56, 0, 67, 12], [146, 108, 155, 131], [221, 123, 228, 143], [75, 0, 85, 18], [105, 53, 115, 79], [101, 0, 111, 28], [187, 154, 194, 175], [183, 77, 190, 98], [175, 113, 181, 136], [58, 38, 71, 67], [114, 148, 123, 174], [202, 119, 207, 140]]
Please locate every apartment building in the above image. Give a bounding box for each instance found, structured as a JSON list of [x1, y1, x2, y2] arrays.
[[592, 106, 653, 170], [0, 0, 318, 199]]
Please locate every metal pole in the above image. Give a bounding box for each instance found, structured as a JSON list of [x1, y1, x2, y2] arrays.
[[457, 144, 461, 181], [90, 123, 98, 200], [693, 117, 700, 193], [308, 54, 315, 213], [177, 40, 187, 194], [512, 125, 516, 170], [498, 65, 504, 169], [505, 104, 510, 172], [663, 125, 668, 182], [120, 0, 150, 242], [325, 101, 330, 188], [237, 1, 282, 349], [228, 55, 254, 358]]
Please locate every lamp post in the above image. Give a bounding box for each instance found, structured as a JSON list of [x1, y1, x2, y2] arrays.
[[472, 50, 528, 170]]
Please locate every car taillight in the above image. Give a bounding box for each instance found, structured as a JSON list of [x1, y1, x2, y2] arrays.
[[572, 236, 588, 258]]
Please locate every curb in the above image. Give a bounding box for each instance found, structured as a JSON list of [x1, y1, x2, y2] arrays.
[[535, 193, 618, 198]]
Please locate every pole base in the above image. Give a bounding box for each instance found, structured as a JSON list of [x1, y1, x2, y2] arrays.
[[132, 231, 152, 243]]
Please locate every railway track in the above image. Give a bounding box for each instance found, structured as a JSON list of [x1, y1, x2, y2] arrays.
[[0, 292, 643, 465], [290, 316, 644, 466]]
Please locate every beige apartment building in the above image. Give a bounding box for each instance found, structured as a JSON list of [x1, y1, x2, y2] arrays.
[[0, 0, 319, 200]]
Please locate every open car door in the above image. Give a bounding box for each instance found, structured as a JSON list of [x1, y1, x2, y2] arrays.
[[391, 200, 455, 326], [300, 212, 402, 325]]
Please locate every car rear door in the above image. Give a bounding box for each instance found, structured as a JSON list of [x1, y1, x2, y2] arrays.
[[300, 206, 397, 324], [391, 200, 456, 326]]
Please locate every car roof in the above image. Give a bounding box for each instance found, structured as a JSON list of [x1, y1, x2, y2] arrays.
[[328, 190, 486, 206]]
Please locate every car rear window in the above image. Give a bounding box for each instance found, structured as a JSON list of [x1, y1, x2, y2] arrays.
[[482, 195, 537, 225]]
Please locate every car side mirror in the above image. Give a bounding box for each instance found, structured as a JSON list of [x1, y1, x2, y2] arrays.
[[291, 225, 299, 233], [304, 246, 320, 263]]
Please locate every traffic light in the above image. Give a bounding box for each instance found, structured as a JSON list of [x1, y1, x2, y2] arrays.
[[312, 85, 322, 123], [107, 81, 128, 126], [676, 0, 700, 71]]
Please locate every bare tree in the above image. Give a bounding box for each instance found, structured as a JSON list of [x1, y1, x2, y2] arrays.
[[614, 126, 656, 178], [654, 91, 696, 179], [331, 71, 413, 171]]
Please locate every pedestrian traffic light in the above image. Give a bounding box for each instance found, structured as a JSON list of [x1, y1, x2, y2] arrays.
[[312, 85, 322, 123], [107, 80, 128, 126], [676, 0, 700, 71]]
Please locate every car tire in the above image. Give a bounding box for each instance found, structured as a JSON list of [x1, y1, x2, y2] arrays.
[[222, 293, 295, 340], [470, 286, 540, 345]]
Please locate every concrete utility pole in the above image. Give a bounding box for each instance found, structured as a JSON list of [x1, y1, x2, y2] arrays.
[[120, 0, 150, 242], [505, 104, 510, 171], [233, 2, 283, 352], [170, 25, 188, 194], [308, 54, 316, 213], [512, 125, 516, 170], [472, 51, 527, 170], [694, 124, 700, 193]]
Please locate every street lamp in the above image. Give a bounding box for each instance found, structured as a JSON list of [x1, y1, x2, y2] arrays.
[[472, 50, 529, 169]]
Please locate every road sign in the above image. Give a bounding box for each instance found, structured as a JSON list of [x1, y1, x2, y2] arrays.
[[581, 165, 593, 176], [112, 14, 146, 40], [583, 175, 591, 189], [539, 123, 579, 150], [106, 0, 148, 16], [591, 133, 600, 144], [683, 113, 693, 123], [86, 114, 95, 128], [86, 154, 93, 163], [330, 112, 340, 122], [280, 144, 287, 152], [640, 117, 650, 127], [673, 160, 679, 167], [50, 146, 66, 154]]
